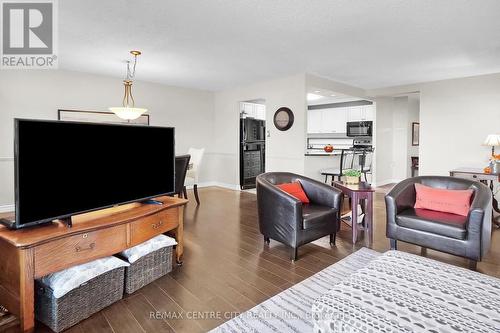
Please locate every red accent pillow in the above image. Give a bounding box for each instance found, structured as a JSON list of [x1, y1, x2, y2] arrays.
[[277, 182, 310, 204], [414, 183, 473, 216]]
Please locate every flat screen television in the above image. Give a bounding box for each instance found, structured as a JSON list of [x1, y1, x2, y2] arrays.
[[10, 119, 175, 229]]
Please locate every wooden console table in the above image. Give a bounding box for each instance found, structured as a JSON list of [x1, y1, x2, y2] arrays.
[[333, 181, 374, 245], [0, 196, 187, 332], [450, 167, 500, 228]]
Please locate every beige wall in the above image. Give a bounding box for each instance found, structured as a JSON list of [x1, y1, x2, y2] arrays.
[[370, 72, 500, 178], [418, 74, 500, 175], [0, 70, 215, 206]]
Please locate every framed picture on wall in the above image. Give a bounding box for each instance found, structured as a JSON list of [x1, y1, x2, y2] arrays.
[[412, 122, 420, 146], [58, 109, 150, 125]]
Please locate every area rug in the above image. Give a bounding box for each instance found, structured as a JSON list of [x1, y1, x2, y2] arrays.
[[209, 247, 381, 333]]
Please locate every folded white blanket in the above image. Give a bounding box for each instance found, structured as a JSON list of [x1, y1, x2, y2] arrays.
[[120, 234, 177, 264], [39, 256, 129, 298]]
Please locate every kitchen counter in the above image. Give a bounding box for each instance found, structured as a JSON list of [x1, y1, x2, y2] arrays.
[[305, 148, 348, 156], [305, 152, 342, 156]]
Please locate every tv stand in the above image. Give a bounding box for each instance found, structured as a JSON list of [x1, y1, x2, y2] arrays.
[[0, 196, 187, 333]]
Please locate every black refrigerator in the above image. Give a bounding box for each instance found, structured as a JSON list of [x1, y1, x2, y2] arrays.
[[240, 118, 266, 189]]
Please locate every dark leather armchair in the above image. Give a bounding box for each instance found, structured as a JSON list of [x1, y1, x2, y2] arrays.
[[256, 172, 342, 261], [386, 176, 492, 269]]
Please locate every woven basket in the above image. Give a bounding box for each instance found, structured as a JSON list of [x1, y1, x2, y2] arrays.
[[35, 267, 125, 332], [123, 245, 173, 294]]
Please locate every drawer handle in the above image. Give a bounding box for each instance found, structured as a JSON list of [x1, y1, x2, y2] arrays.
[[473, 175, 477, 178], [75, 243, 95, 252], [152, 221, 164, 229]]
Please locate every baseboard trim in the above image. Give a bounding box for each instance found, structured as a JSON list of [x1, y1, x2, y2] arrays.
[[0, 204, 14, 213], [185, 182, 241, 191]]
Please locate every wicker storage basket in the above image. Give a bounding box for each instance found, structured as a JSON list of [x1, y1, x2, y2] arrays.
[[123, 245, 173, 294], [35, 267, 125, 332]]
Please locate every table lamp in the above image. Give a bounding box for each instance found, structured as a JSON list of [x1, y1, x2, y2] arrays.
[[483, 134, 500, 156]]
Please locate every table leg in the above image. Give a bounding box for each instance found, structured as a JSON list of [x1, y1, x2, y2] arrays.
[[489, 180, 500, 228], [351, 193, 358, 244], [175, 207, 184, 265], [20, 249, 35, 333], [365, 192, 374, 246]]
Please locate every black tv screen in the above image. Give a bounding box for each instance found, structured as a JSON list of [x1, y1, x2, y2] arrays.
[[14, 119, 175, 228]]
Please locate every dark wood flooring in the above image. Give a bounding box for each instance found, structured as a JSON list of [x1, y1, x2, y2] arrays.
[[13, 187, 500, 332]]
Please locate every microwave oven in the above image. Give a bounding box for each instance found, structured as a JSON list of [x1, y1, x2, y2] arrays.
[[347, 121, 373, 137]]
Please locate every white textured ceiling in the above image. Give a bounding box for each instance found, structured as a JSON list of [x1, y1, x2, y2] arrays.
[[59, 0, 500, 91]]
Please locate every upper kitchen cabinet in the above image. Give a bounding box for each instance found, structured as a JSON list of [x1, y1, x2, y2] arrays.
[[241, 102, 266, 120], [348, 105, 374, 121], [307, 108, 348, 134], [307, 109, 323, 133]]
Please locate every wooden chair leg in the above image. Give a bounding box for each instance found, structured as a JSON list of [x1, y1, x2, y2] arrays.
[[183, 186, 188, 199], [421, 247, 427, 256], [193, 184, 200, 205], [390, 239, 397, 250], [469, 260, 477, 271]]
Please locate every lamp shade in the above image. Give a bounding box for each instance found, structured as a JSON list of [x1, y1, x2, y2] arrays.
[[483, 134, 500, 146], [109, 107, 148, 120]]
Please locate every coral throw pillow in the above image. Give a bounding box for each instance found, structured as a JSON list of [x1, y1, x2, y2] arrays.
[[277, 182, 310, 204], [414, 183, 473, 216]]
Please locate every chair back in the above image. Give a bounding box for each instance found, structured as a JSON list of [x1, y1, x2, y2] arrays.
[[187, 147, 205, 182], [337, 149, 355, 175], [355, 149, 373, 172], [175, 155, 191, 195]]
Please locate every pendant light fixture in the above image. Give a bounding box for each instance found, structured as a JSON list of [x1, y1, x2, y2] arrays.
[[109, 50, 148, 120]]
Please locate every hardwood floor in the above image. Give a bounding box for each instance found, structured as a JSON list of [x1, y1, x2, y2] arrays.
[[26, 187, 500, 332]]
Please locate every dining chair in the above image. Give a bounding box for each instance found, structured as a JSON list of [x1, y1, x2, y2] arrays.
[[174, 155, 191, 199], [320, 149, 355, 185], [184, 147, 205, 205], [356, 149, 373, 182]]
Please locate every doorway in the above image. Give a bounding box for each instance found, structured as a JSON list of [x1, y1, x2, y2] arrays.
[[239, 100, 266, 190]]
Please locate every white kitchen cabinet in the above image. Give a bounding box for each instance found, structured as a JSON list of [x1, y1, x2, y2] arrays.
[[241, 102, 254, 118], [308, 108, 347, 134], [307, 109, 323, 133], [348, 107, 363, 122], [255, 104, 266, 120], [364, 106, 374, 120], [322, 108, 347, 133], [348, 105, 374, 121], [241, 102, 265, 120]]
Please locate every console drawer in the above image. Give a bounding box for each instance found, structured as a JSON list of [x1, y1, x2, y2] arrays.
[[130, 208, 179, 246], [34, 224, 127, 278]]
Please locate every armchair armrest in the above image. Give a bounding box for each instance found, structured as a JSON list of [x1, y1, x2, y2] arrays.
[[298, 177, 342, 211], [256, 178, 302, 247], [385, 179, 417, 216], [467, 183, 492, 258]]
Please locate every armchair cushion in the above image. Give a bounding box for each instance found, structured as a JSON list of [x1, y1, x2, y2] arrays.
[[397, 208, 467, 240], [302, 204, 337, 230], [277, 182, 310, 203], [414, 183, 473, 216]]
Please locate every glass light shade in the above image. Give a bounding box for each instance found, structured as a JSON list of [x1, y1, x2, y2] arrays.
[[109, 107, 148, 120], [483, 134, 500, 146]]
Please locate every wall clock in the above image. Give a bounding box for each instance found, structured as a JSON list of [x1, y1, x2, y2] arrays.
[[273, 107, 294, 131]]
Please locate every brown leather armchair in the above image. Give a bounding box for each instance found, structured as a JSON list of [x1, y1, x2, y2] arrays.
[[256, 172, 342, 261], [386, 176, 492, 269]]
